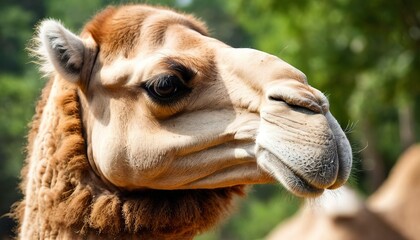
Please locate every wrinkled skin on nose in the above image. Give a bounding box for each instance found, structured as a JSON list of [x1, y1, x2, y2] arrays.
[[217, 48, 352, 197]]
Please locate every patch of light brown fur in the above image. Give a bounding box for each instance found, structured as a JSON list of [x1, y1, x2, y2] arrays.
[[12, 77, 244, 239]]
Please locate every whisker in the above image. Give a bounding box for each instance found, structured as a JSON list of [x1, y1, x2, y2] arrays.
[[344, 120, 358, 134], [353, 141, 368, 154]]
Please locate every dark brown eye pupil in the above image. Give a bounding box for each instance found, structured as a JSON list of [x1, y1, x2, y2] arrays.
[[144, 74, 191, 104], [154, 78, 177, 97]]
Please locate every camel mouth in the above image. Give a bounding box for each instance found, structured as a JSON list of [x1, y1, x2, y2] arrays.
[[256, 108, 352, 198], [257, 149, 328, 198]]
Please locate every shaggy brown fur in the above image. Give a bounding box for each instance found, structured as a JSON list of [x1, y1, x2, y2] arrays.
[[12, 77, 245, 239]]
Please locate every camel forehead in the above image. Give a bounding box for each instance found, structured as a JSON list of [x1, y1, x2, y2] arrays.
[[83, 5, 208, 60]]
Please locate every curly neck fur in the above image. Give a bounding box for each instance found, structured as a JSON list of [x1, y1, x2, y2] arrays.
[[13, 76, 244, 239]]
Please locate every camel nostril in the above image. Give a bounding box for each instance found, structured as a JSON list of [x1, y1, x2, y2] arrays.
[[268, 95, 322, 114], [268, 96, 311, 113], [268, 96, 286, 104]]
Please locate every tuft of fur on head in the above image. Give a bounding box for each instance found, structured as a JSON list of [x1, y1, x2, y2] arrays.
[[83, 4, 208, 62]]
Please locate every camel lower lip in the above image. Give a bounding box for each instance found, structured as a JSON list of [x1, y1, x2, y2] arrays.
[[257, 150, 326, 198], [276, 159, 325, 197]]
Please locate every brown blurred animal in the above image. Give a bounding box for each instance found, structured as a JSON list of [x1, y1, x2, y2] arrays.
[[267, 144, 420, 240], [368, 144, 420, 240]]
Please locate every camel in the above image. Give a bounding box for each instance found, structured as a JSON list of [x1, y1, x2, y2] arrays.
[[266, 144, 420, 240], [12, 4, 352, 239], [368, 144, 420, 240]]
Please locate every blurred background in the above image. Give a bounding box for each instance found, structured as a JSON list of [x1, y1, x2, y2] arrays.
[[0, 0, 419, 239]]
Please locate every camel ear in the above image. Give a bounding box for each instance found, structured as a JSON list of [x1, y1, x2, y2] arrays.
[[38, 20, 85, 83]]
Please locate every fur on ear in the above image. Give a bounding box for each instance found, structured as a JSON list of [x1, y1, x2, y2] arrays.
[[34, 20, 85, 83]]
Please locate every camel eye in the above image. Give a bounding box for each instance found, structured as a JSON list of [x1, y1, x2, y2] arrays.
[[144, 74, 191, 104]]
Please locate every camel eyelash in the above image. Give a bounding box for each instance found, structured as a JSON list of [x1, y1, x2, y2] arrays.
[[164, 59, 197, 83]]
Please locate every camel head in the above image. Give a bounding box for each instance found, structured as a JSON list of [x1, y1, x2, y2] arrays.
[[36, 5, 352, 197]]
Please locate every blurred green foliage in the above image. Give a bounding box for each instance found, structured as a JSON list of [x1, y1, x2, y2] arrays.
[[0, 0, 419, 239]]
